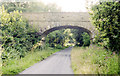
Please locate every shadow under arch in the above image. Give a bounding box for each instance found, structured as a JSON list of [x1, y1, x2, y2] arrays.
[[32, 25, 93, 50], [41, 25, 92, 39]]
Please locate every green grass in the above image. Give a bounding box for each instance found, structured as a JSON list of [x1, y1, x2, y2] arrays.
[[71, 45, 119, 74], [0, 53, 2, 76], [2, 47, 62, 74], [0, 46, 2, 75]]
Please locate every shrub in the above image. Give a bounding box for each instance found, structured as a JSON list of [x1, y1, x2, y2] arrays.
[[81, 32, 90, 46], [55, 45, 63, 49], [0, 6, 41, 62], [90, 0, 120, 51]]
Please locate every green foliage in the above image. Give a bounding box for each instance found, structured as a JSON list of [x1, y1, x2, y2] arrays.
[[90, 1, 120, 51], [63, 29, 76, 46], [0, 6, 41, 62], [1, 2, 61, 13], [71, 30, 84, 46], [89, 47, 119, 74], [45, 29, 76, 48], [55, 45, 63, 49], [71, 46, 119, 74], [2, 47, 61, 74], [45, 30, 65, 48], [81, 32, 90, 46], [71, 29, 90, 47], [46, 29, 91, 48]]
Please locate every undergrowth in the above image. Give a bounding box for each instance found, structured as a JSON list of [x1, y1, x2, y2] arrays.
[[71, 45, 119, 74], [0, 49, 2, 75], [2, 47, 62, 74]]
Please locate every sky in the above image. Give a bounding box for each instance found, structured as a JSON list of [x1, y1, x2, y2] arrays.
[[40, 0, 88, 12]]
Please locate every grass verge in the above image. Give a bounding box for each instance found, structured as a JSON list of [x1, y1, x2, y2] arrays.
[[0, 50, 2, 75], [71, 45, 119, 74], [2, 47, 62, 74], [0, 45, 2, 75]]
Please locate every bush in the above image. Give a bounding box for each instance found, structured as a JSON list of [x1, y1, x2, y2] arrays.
[[81, 32, 90, 46], [55, 45, 63, 49], [90, 1, 120, 51], [0, 6, 41, 62]]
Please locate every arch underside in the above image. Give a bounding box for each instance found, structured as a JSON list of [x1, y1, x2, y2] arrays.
[[41, 25, 92, 39]]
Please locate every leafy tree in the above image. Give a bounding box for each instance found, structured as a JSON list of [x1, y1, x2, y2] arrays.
[[71, 29, 83, 46], [1, 1, 61, 13], [81, 32, 90, 46], [45, 30, 65, 48], [63, 29, 76, 46], [45, 29, 76, 49], [45, 29, 90, 48], [71, 29, 90, 46], [90, 0, 120, 51]]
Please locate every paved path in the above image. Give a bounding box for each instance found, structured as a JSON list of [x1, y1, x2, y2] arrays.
[[20, 47, 74, 74]]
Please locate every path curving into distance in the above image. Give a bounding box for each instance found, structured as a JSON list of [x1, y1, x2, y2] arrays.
[[19, 47, 74, 74]]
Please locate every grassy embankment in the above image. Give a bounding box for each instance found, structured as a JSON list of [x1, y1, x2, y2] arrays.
[[2, 47, 64, 74], [71, 45, 119, 74], [0, 46, 2, 75]]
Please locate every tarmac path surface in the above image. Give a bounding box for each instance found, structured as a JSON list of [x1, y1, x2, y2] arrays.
[[20, 47, 74, 74]]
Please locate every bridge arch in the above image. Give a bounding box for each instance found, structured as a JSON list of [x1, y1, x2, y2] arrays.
[[22, 12, 96, 40], [31, 25, 94, 50], [40, 25, 93, 41], [21, 12, 97, 44]]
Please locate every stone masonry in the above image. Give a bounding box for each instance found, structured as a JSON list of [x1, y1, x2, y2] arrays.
[[21, 12, 96, 38]]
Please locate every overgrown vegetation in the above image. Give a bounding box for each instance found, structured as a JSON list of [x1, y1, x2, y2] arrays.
[[0, 48, 1, 75], [72, 0, 120, 74], [46, 29, 75, 48], [71, 46, 119, 74], [0, 4, 62, 74], [45, 29, 91, 48], [90, 0, 120, 52], [81, 32, 90, 46], [2, 47, 61, 74], [1, 0, 119, 74], [0, 6, 41, 63], [0, 4, 81, 74], [71, 29, 90, 47]]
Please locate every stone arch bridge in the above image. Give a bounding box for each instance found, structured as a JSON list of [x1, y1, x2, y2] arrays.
[[22, 12, 96, 39]]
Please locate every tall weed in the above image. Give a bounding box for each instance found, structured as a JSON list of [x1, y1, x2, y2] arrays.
[[71, 45, 119, 74]]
